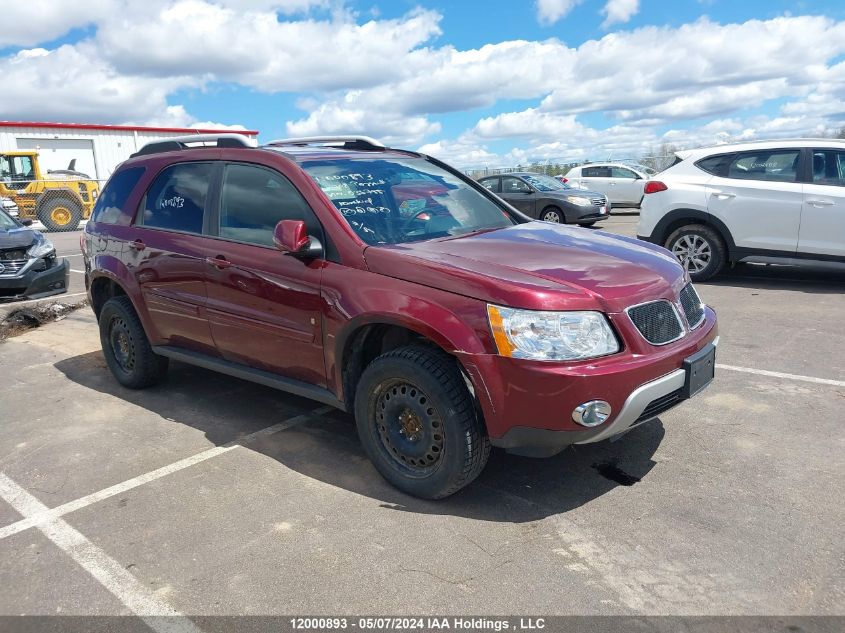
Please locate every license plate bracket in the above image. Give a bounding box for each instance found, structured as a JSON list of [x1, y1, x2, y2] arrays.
[[682, 343, 716, 398]]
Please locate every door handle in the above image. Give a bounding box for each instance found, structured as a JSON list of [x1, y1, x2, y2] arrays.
[[129, 239, 146, 251], [206, 256, 233, 269], [711, 191, 736, 199], [806, 199, 834, 207]]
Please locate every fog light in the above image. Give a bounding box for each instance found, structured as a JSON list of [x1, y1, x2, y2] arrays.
[[572, 400, 612, 427]]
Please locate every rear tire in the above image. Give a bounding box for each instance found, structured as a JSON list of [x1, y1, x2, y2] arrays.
[[38, 197, 82, 232], [354, 345, 490, 499], [99, 296, 169, 389], [665, 224, 726, 281], [541, 207, 563, 223]]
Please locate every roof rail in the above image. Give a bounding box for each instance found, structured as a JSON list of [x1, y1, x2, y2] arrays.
[[266, 135, 386, 151], [132, 133, 258, 157]]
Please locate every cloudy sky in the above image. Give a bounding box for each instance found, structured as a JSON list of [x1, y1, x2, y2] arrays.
[[2, 0, 845, 167]]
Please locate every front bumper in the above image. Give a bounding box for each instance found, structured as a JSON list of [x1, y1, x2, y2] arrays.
[[457, 307, 718, 457], [0, 258, 70, 302]]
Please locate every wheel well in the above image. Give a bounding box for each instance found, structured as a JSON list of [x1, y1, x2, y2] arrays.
[[90, 277, 127, 319], [660, 217, 729, 252], [341, 323, 478, 413]]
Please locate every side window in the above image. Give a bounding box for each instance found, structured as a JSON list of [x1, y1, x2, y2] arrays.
[[502, 177, 531, 193], [479, 177, 500, 193], [611, 167, 637, 179], [140, 163, 212, 233], [582, 166, 611, 178], [726, 150, 800, 183], [219, 163, 319, 247], [696, 154, 733, 176], [811, 150, 845, 187], [92, 167, 145, 224]]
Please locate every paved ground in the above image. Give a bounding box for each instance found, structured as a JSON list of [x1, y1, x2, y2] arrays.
[[1, 217, 843, 621]]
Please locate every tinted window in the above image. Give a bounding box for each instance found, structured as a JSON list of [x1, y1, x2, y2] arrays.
[[522, 173, 565, 192], [303, 157, 514, 245], [219, 163, 319, 247], [726, 150, 799, 182], [502, 176, 531, 193], [92, 167, 145, 224], [610, 167, 637, 179], [479, 177, 500, 193], [140, 163, 212, 233], [696, 154, 732, 176], [582, 166, 611, 178], [811, 150, 845, 187]]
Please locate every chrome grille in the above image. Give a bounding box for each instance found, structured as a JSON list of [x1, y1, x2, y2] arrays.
[[679, 283, 705, 329], [0, 259, 28, 276], [627, 300, 684, 345], [590, 196, 606, 207]]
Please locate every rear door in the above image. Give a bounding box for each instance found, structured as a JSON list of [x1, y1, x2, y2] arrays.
[[500, 176, 536, 216], [576, 166, 612, 199], [131, 162, 216, 354], [609, 166, 643, 205], [204, 162, 326, 386], [800, 148, 845, 257], [706, 149, 803, 253]]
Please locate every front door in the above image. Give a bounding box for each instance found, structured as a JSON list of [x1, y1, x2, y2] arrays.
[[706, 149, 803, 253], [500, 176, 536, 216], [609, 166, 643, 205], [800, 148, 845, 257], [131, 162, 216, 354], [204, 162, 326, 386]]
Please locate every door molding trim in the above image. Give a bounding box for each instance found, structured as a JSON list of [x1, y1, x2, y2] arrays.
[[152, 345, 346, 410]]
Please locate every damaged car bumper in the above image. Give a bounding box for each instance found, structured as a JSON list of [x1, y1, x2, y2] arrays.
[[0, 257, 70, 302]]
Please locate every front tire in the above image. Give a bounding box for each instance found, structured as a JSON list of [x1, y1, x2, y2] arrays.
[[99, 296, 169, 389], [541, 207, 563, 223], [665, 224, 726, 281], [38, 197, 82, 232], [354, 345, 490, 499]]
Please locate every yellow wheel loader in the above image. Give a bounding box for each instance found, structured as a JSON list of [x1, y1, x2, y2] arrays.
[[0, 151, 100, 231]]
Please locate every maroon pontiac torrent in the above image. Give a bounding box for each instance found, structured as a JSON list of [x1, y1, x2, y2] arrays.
[[83, 134, 717, 499]]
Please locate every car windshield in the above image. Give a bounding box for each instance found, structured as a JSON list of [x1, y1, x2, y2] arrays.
[[302, 157, 515, 245], [0, 209, 18, 230], [520, 173, 566, 192]]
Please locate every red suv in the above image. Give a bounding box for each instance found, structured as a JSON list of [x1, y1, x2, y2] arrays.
[[83, 134, 718, 499]]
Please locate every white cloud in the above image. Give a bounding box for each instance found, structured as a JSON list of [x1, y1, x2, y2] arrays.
[[0, 1, 113, 48], [535, 0, 581, 26], [0, 44, 195, 125], [601, 0, 639, 28], [97, 2, 442, 92]]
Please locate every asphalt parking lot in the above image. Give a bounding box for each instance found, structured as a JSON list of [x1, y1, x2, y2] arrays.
[[1, 216, 843, 621]]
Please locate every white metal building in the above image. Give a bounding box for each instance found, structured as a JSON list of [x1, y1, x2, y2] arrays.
[[0, 121, 260, 181]]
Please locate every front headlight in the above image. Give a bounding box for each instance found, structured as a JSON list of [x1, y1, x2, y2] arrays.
[[487, 305, 619, 361], [28, 240, 55, 259], [566, 196, 592, 207]]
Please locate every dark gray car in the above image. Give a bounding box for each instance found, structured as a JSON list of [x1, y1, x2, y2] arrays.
[[477, 172, 610, 225]]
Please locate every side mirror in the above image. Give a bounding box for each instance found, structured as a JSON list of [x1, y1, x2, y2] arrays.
[[21, 219, 33, 226], [273, 219, 323, 259]]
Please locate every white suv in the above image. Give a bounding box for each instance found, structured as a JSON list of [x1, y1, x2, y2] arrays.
[[637, 139, 845, 281], [565, 163, 651, 206]]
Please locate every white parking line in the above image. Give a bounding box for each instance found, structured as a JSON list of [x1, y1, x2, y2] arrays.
[[61, 253, 84, 257], [70, 269, 86, 274], [0, 406, 332, 541], [716, 363, 845, 388], [0, 473, 204, 633]]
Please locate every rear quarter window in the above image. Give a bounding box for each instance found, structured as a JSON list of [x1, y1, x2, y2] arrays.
[[91, 166, 145, 224]]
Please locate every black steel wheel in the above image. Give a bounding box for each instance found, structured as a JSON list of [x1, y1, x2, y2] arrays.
[[354, 345, 490, 499], [99, 296, 169, 389]]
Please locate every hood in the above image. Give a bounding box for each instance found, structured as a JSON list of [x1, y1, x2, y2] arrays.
[[548, 188, 605, 200], [0, 226, 38, 250], [364, 222, 686, 312]]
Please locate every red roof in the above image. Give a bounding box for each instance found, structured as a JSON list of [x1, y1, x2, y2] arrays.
[[0, 121, 259, 135]]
